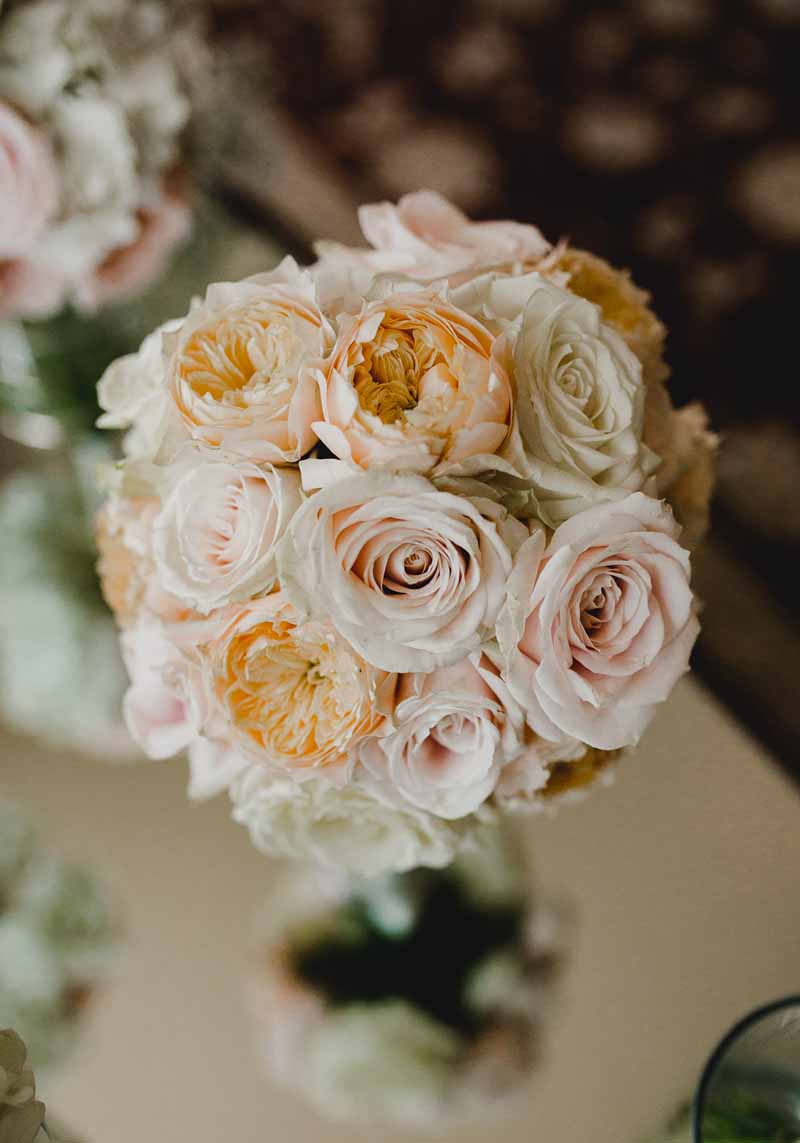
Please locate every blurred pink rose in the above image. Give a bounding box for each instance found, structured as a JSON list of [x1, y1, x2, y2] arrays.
[[498, 493, 699, 750], [75, 187, 191, 311], [319, 189, 552, 281], [0, 101, 59, 260], [0, 256, 67, 319]]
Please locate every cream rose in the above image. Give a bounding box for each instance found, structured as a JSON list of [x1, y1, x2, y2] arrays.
[[97, 318, 183, 463], [231, 767, 471, 874], [204, 592, 385, 773], [166, 258, 328, 464], [457, 273, 658, 525], [153, 455, 302, 614], [0, 101, 58, 260], [280, 472, 524, 673], [552, 246, 668, 386], [358, 654, 523, 819], [313, 286, 512, 474], [497, 493, 699, 750], [317, 189, 552, 282]]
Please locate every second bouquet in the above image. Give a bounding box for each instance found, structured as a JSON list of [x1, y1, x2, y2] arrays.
[[96, 190, 716, 874]]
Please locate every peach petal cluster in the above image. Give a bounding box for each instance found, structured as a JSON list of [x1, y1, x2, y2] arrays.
[[96, 192, 713, 874], [313, 289, 512, 474]]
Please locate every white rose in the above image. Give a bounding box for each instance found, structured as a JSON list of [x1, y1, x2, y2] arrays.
[[279, 471, 524, 673], [153, 455, 302, 613], [186, 737, 249, 801], [231, 768, 472, 875], [358, 654, 523, 819], [0, 2, 73, 115], [455, 273, 658, 525], [306, 1001, 460, 1128], [97, 319, 184, 463]]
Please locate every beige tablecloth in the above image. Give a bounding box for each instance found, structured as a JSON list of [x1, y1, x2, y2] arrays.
[[2, 676, 798, 1143]]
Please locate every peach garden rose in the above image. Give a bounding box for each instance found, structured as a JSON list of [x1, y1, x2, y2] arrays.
[[167, 260, 328, 465], [313, 286, 512, 474], [204, 592, 387, 774]]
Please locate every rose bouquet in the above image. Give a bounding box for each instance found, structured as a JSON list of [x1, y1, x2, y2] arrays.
[[96, 189, 716, 874], [0, 803, 117, 1072], [247, 828, 565, 1128], [0, 0, 197, 321]]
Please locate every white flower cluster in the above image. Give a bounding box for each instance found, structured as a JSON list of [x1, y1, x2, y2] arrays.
[[96, 190, 716, 874], [0, 0, 195, 319], [0, 462, 133, 758], [0, 803, 116, 1071], [247, 828, 565, 1128]]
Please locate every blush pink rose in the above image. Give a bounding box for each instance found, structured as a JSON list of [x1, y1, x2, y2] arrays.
[[279, 471, 524, 673], [317, 190, 552, 282], [313, 287, 512, 474], [153, 454, 302, 614], [75, 187, 191, 311], [0, 101, 59, 260], [497, 493, 699, 750], [357, 652, 524, 819], [121, 618, 203, 760]]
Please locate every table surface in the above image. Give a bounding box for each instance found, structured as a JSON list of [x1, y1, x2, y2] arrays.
[[2, 675, 798, 1143]]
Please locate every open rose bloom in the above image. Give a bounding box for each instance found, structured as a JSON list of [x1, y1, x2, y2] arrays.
[[246, 828, 566, 1128], [0, 0, 195, 320], [95, 189, 717, 874]]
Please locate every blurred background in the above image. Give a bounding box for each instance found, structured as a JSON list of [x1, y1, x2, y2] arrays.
[[2, 1, 800, 1140]]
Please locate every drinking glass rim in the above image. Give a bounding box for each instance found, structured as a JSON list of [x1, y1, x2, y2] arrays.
[[693, 993, 800, 1142]]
